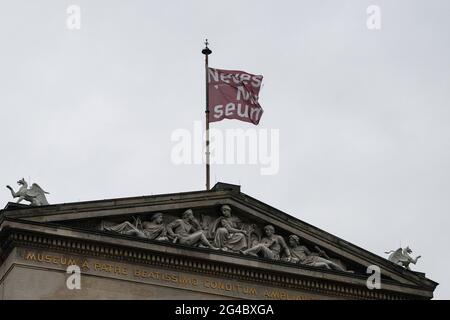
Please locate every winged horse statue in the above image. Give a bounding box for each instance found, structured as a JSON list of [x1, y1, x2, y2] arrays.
[[6, 178, 50, 206], [385, 246, 421, 270]]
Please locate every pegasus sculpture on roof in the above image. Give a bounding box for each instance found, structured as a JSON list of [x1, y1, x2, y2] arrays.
[[6, 178, 49, 206], [385, 246, 421, 270]]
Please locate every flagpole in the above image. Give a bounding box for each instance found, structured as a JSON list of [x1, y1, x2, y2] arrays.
[[202, 39, 212, 190]]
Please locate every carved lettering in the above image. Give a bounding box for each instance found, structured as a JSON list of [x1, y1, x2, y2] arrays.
[[21, 250, 317, 299]]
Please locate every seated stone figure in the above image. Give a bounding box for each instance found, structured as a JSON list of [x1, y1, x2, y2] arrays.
[[166, 209, 217, 249], [241, 225, 290, 260], [140, 213, 168, 241], [102, 212, 168, 241], [209, 205, 248, 251], [287, 235, 347, 272]]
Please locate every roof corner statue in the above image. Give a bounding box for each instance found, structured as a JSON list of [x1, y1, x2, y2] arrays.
[[6, 178, 50, 206], [385, 246, 421, 270]]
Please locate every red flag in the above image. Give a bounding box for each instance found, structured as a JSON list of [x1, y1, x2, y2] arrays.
[[208, 68, 264, 125]]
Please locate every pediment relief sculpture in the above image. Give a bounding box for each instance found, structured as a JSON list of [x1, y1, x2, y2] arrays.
[[287, 235, 349, 272], [241, 224, 290, 260], [166, 209, 217, 249], [101, 212, 168, 241], [208, 204, 260, 251], [100, 204, 352, 272]]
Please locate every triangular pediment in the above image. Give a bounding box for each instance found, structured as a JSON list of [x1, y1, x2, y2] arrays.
[[0, 182, 437, 299]]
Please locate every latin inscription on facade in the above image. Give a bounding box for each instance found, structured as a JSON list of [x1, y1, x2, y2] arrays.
[[21, 250, 313, 300]]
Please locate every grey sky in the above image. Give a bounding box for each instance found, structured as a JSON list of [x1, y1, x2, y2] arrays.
[[1, 0, 449, 298]]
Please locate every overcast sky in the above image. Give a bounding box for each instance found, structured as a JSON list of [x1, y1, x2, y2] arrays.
[[1, 0, 449, 299]]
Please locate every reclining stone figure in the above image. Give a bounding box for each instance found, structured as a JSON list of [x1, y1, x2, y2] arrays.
[[287, 235, 348, 272], [166, 209, 218, 249], [241, 225, 290, 260], [102, 212, 168, 241]]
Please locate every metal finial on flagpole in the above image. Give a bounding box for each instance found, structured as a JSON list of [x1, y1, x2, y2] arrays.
[[202, 39, 211, 190], [202, 39, 212, 56]]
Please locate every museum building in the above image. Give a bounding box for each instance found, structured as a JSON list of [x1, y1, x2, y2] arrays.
[[0, 182, 438, 299]]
